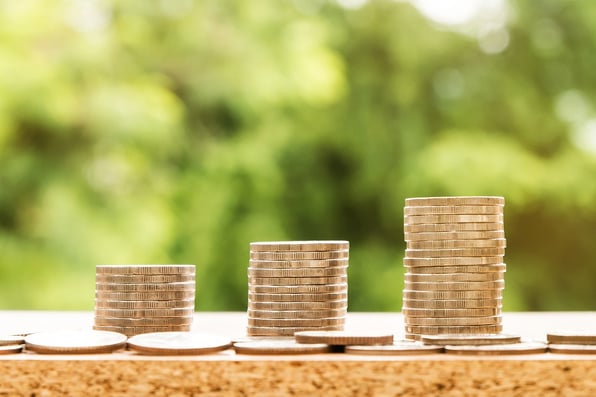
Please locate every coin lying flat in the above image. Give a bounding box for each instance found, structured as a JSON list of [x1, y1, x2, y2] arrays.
[[95, 290, 195, 301], [445, 342, 547, 355], [250, 241, 349, 252], [96, 265, 195, 275], [247, 317, 345, 327], [405, 324, 503, 335], [403, 290, 503, 300], [405, 272, 504, 282], [248, 276, 348, 286], [407, 239, 506, 250], [94, 316, 193, 327], [233, 340, 331, 355], [95, 282, 195, 292], [402, 298, 503, 309], [421, 334, 521, 346], [126, 332, 231, 355], [247, 325, 343, 336], [94, 298, 195, 309], [405, 316, 501, 326], [94, 308, 195, 318], [402, 307, 501, 318], [405, 264, 507, 274], [404, 222, 504, 233], [404, 280, 505, 291], [248, 292, 348, 302], [405, 247, 505, 258], [404, 230, 505, 241], [404, 206, 503, 216], [250, 251, 349, 261], [248, 300, 348, 311], [548, 344, 596, 354], [248, 266, 348, 278], [93, 325, 190, 336], [546, 331, 596, 345], [95, 274, 195, 283], [345, 340, 443, 355], [247, 309, 347, 319], [0, 335, 26, 346], [0, 345, 24, 354], [25, 330, 127, 354], [249, 284, 347, 294], [294, 331, 394, 346], [405, 197, 505, 206], [404, 257, 503, 267], [404, 214, 503, 225], [249, 259, 349, 269]]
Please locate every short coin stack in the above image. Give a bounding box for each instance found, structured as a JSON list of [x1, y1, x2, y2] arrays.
[[247, 241, 349, 336], [94, 265, 195, 337], [402, 196, 506, 340]]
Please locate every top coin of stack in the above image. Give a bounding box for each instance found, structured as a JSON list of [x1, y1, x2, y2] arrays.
[[402, 197, 506, 340], [94, 265, 196, 337], [247, 241, 349, 337]]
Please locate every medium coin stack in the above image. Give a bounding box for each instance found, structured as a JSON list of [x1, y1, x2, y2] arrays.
[[247, 241, 349, 337], [402, 196, 506, 340], [94, 265, 195, 337]]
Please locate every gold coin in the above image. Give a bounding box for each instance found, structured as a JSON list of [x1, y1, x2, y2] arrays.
[[233, 340, 331, 355], [548, 344, 596, 354], [249, 259, 349, 269], [127, 332, 232, 355], [546, 331, 596, 345], [405, 214, 503, 225], [403, 280, 505, 291], [94, 298, 195, 309], [345, 341, 443, 355], [405, 196, 505, 206], [405, 316, 502, 326], [403, 289, 502, 299], [96, 265, 195, 275], [421, 334, 521, 346], [250, 250, 349, 261], [94, 307, 195, 318], [95, 274, 195, 283], [248, 292, 348, 302], [25, 330, 127, 354], [405, 230, 505, 241], [402, 307, 501, 318], [0, 335, 25, 346], [247, 317, 345, 327], [405, 247, 505, 258], [402, 298, 502, 309], [404, 205, 503, 215], [405, 324, 503, 335], [407, 239, 506, 249], [405, 264, 506, 274], [404, 272, 504, 282], [294, 330, 393, 346], [445, 342, 547, 355], [248, 284, 347, 294], [247, 325, 343, 336], [404, 222, 503, 233], [248, 300, 347, 311], [95, 282, 195, 292], [93, 325, 190, 337], [248, 276, 347, 286], [247, 309, 346, 319], [95, 290, 195, 301], [94, 316, 193, 327], [0, 345, 23, 354], [403, 256, 503, 266], [250, 241, 349, 252], [248, 266, 348, 278]]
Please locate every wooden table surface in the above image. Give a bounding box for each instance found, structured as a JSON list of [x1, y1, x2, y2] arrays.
[[0, 311, 595, 396]]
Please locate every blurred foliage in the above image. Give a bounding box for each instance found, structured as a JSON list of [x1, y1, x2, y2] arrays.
[[0, 0, 595, 311]]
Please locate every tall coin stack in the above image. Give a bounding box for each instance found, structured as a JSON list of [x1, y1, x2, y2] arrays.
[[247, 241, 349, 337], [94, 265, 195, 337], [402, 197, 506, 340]]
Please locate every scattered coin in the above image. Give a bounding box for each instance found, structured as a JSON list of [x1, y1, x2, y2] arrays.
[[421, 334, 521, 345], [95, 274, 195, 283], [402, 298, 502, 309], [405, 324, 503, 335], [548, 344, 596, 354], [403, 289, 503, 300], [0, 335, 26, 346], [405, 197, 505, 206], [445, 342, 547, 355], [404, 206, 503, 215], [248, 266, 348, 278], [95, 290, 195, 301], [402, 307, 501, 318], [546, 331, 596, 345], [95, 282, 195, 292], [96, 265, 195, 275], [404, 256, 503, 267], [405, 316, 501, 326], [407, 238, 506, 250], [405, 264, 507, 274], [405, 272, 504, 282], [127, 332, 231, 355], [247, 309, 346, 319], [404, 230, 505, 241], [0, 345, 24, 354], [294, 331, 394, 345], [249, 259, 349, 269], [247, 325, 343, 336], [248, 276, 348, 286], [250, 241, 349, 252], [250, 251, 349, 261], [25, 330, 127, 354], [233, 340, 331, 355], [345, 340, 443, 355], [404, 222, 503, 233], [404, 280, 505, 291], [248, 292, 348, 302], [404, 214, 503, 225], [248, 300, 348, 311], [94, 298, 195, 310], [249, 284, 347, 294]]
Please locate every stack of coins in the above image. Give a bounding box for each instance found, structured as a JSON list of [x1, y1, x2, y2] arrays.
[[94, 265, 195, 337], [247, 241, 349, 337], [402, 197, 506, 340]]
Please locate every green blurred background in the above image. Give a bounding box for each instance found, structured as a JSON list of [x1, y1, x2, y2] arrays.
[[0, 0, 595, 312]]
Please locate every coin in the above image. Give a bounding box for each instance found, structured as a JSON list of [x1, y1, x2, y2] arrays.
[[127, 332, 231, 355], [249, 259, 349, 269], [404, 206, 503, 215], [345, 341, 443, 355], [247, 325, 343, 336], [402, 307, 501, 318], [250, 241, 349, 252], [247, 309, 346, 319], [407, 239, 506, 249], [95, 290, 195, 301], [95, 274, 195, 283], [0, 345, 24, 354], [0, 335, 26, 346], [94, 316, 193, 327], [233, 340, 331, 354], [250, 251, 349, 261], [94, 308, 195, 318], [403, 256, 503, 267], [95, 282, 195, 292], [405, 247, 505, 258], [548, 344, 596, 354], [247, 317, 345, 328], [546, 331, 596, 345], [247, 266, 348, 278], [25, 330, 127, 354], [94, 298, 195, 309], [405, 272, 504, 282], [405, 324, 503, 335], [404, 230, 505, 241], [248, 276, 348, 286], [421, 334, 520, 345], [445, 342, 547, 355], [405, 196, 505, 206], [403, 290, 503, 300], [93, 325, 190, 336], [405, 264, 506, 274], [405, 214, 503, 225], [404, 222, 503, 233], [248, 300, 348, 311], [248, 284, 347, 294], [405, 316, 501, 326], [404, 280, 505, 291], [402, 298, 502, 309], [96, 265, 195, 274], [295, 331, 393, 345], [248, 292, 348, 302]]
